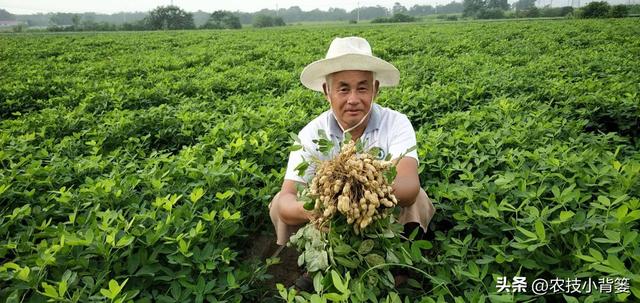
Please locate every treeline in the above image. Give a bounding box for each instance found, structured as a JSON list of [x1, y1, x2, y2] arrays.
[[463, 0, 638, 19], [41, 7, 246, 32], [5, 2, 465, 28]]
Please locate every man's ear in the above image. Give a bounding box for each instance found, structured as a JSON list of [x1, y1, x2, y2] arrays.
[[322, 83, 330, 99], [374, 80, 380, 95]]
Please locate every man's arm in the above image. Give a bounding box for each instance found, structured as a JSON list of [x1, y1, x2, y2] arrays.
[[391, 157, 420, 208], [278, 180, 314, 226]]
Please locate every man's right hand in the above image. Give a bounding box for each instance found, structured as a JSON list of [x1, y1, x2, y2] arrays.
[[278, 180, 313, 226]]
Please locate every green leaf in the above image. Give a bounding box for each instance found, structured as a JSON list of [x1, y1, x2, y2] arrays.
[[58, 280, 67, 297], [303, 199, 315, 211], [623, 231, 638, 246], [41, 282, 59, 298], [516, 226, 537, 239], [368, 147, 383, 159], [215, 190, 234, 200], [334, 256, 358, 268], [384, 166, 397, 183], [290, 132, 301, 143], [330, 270, 347, 294], [295, 161, 310, 177], [358, 239, 374, 255], [563, 295, 579, 303], [364, 254, 385, 266], [606, 255, 627, 273], [598, 196, 610, 206], [190, 187, 205, 203], [487, 294, 513, 303], [560, 210, 574, 221], [494, 173, 515, 186], [16, 267, 30, 282], [227, 272, 237, 288], [116, 235, 134, 248], [535, 221, 546, 241], [333, 244, 351, 255], [310, 294, 324, 303], [313, 272, 324, 293], [589, 248, 604, 262], [413, 240, 433, 250], [324, 293, 344, 302], [100, 288, 113, 299], [343, 132, 352, 144], [591, 264, 618, 274], [276, 283, 288, 300]]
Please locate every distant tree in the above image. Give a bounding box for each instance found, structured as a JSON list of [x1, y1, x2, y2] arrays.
[[285, 6, 304, 22], [273, 16, 286, 26], [476, 8, 506, 18], [521, 6, 540, 17], [327, 8, 349, 20], [202, 11, 241, 29], [0, 8, 15, 20], [409, 5, 435, 16], [350, 6, 389, 20], [371, 13, 416, 23], [145, 5, 195, 30], [559, 6, 574, 16], [609, 5, 628, 18], [392, 2, 408, 14], [486, 0, 509, 10], [438, 2, 465, 14], [253, 14, 273, 27], [50, 13, 75, 25], [252, 14, 286, 28], [514, 0, 536, 10], [463, 0, 486, 16], [580, 1, 610, 18], [72, 14, 81, 29], [538, 6, 573, 17]]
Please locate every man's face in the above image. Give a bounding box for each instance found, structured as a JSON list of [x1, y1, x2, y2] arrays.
[[323, 70, 379, 130]]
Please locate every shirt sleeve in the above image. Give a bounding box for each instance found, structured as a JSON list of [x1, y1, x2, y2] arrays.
[[284, 129, 317, 184], [387, 115, 419, 164]]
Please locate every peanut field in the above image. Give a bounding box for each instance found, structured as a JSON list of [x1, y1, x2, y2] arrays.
[[1, 18, 639, 302]]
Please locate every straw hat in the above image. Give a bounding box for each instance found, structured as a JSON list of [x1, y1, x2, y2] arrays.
[[300, 37, 400, 92]]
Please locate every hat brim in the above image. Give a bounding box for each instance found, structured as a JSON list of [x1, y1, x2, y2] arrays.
[[300, 54, 400, 92]]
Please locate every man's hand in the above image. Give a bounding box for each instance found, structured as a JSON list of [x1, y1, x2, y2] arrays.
[[390, 157, 420, 208], [278, 180, 314, 226]]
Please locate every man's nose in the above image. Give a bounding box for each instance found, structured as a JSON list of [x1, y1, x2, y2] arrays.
[[346, 90, 360, 104]]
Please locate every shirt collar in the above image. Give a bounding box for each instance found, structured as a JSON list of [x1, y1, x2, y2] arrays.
[[328, 103, 381, 139]]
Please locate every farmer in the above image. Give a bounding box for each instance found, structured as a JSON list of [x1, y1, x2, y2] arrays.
[[269, 36, 436, 250]]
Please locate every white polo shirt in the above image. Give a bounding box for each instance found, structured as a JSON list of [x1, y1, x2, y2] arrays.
[[284, 103, 419, 183]]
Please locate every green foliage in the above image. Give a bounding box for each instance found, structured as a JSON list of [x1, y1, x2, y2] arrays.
[[514, 0, 536, 10], [1, 19, 639, 302], [371, 13, 417, 23], [476, 8, 507, 19], [580, 1, 611, 18], [486, 0, 510, 10], [202, 11, 241, 29], [252, 15, 286, 28], [609, 5, 629, 18], [0, 8, 15, 20], [463, 0, 486, 16], [145, 5, 195, 30], [538, 6, 574, 17]]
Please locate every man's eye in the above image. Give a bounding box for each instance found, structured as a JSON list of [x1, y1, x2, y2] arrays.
[[358, 87, 368, 92]]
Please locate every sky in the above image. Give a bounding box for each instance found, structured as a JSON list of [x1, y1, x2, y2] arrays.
[[0, 0, 449, 14]]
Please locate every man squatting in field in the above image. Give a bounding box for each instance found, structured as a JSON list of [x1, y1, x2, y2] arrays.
[[269, 37, 436, 258]]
